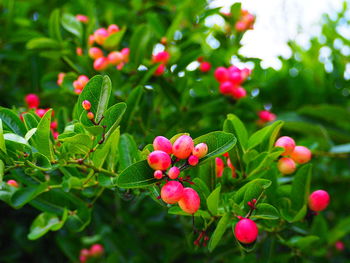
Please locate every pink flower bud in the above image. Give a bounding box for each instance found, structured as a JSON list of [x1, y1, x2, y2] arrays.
[[147, 150, 171, 170], [25, 94, 40, 109], [308, 190, 330, 212], [168, 166, 180, 179], [107, 24, 120, 34], [277, 157, 296, 174], [7, 180, 19, 188], [275, 136, 295, 156], [107, 51, 124, 65], [94, 28, 109, 45], [89, 47, 104, 59], [214, 67, 229, 83], [153, 136, 172, 154], [192, 143, 208, 158], [82, 100, 91, 111], [188, 155, 199, 166], [199, 62, 211, 72], [290, 146, 312, 164], [94, 57, 109, 71], [154, 170, 163, 179], [161, 181, 184, 204], [172, 135, 194, 159], [234, 218, 258, 244], [178, 187, 200, 214]]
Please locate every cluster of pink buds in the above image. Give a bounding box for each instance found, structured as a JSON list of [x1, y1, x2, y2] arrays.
[[87, 25, 129, 71], [274, 136, 312, 174], [197, 57, 211, 73], [215, 152, 236, 178], [152, 51, 170, 76], [257, 110, 276, 125], [235, 9, 255, 32], [214, 66, 251, 100], [147, 135, 208, 214], [73, 75, 89, 95], [79, 244, 104, 263]]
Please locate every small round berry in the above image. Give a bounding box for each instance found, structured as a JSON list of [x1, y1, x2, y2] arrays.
[[94, 28, 109, 45], [89, 47, 104, 59], [277, 157, 296, 174], [82, 100, 91, 111], [214, 67, 229, 82], [192, 143, 208, 158], [290, 146, 312, 164], [275, 136, 295, 156], [152, 51, 170, 64], [107, 51, 124, 65], [178, 187, 200, 214], [147, 150, 171, 171], [188, 155, 199, 166], [25, 94, 40, 109], [235, 21, 246, 32], [172, 135, 194, 159], [76, 47, 83, 56], [87, 112, 94, 120], [234, 218, 258, 244], [241, 68, 251, 80], [154, 63, 166, 76], [36, 108, 46, 118], [75, 14, 89, 24], [93, 57, 109, 71], [80, 249, 90, 258], [154, 170, 163, 179], [7, 180, 19, 188], [335, 241, 345, 251], [168, 166, 180, 179], [53, 131, 59, 140], [153, 136, 172, 154], [258, 110, 276, 123], [50, 121, 58, 130], [160, 181, 184, 204], [90, 244, 104, 257], [219, 81, 235, 94], [215, 157, 224, 178], [73, 80, 83, 91], [228, 68, 243, 84], [77, 75, 89, 87], [308, 190, 330, 212], [231, 87, 247, 99], [199, 62, 211, 72], [107, 24, 120, 34]]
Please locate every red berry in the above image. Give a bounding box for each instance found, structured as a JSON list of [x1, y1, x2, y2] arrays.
[[335, 241, 345, 251], [107, 51, 123, 65], [231, 87, 247, 99], [235, 21, 247, 32], [215, 157, 224, 178], [234, 218, 258, 244], [57, 73, 66, 86], [89, 47, 104, 59], [107, 24, 119, 34], [94, 28, 109, 45], [53, 131, 59, 140], [25, 94, 40, 109], [275, 136, 295, 156], [161, 181, 184, 204], [308, 190, 330, 212], [172, 135, 194, 159], [277, 157, 296, 174], [154, 64, 166, 76], [87, 112, 94, 120], [82, 100, 91, 111], [219, 81, 235, 94], [153, 136, 172, 154], [258, 110, 276, 122], [154, 170, 163, 179], [78, 75, 89, 87], [50, 121, 58, 130], [79, 255, 87, 263], [199, 62, 211, 72], [214, 67, 229, 82], [228, 67, 243, 84], [188, 155, 199, 166], [147, 150, 171, 170], [94, 57, 109, 71], [152, 51, 170, 64], [76, 14, 89, 24], [178, 187, 200, 214], [168, 166, 180, 179], [7, 180, 19, 188], [36, 108, 46, 118], [90, 244, 104, 257], [192, 143, 208, 158], [290, 146, 312, 164]]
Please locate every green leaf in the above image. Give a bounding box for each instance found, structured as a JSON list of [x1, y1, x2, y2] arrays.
[[288, 235, 320, 251], [327, 216, 350, 245], [76, 75, 112, 125], [208, 213, 230, 252], [118, 134, 141, 171], [168, 206, 211, 219], [28, 209, 68, 240], [206, 185, 221, 215], [30, 109, 54, 160], [49, 9, 62, 42], [234, 179, 272, 206], [290, 164, 312, 211], [121, 86, 144, 130], [27, 152, 52, 171], [247, 121, 284, 150], [129, 24, 155, 66], [11, 183, 48, 208], [103, 27, 126, 50], [0, 107, 26, 136], [251, 203, 279, 220], [0, 160, 4, 183], [61, 134, 93, 155], [224, 114, 248, 151], [23, 112, 40, 131], [26, 37, 61, 50], [61, 13, 82, 38], [0, 119, 7, 153], [4, 133, 31, 153], [100, 102, 127, 140]]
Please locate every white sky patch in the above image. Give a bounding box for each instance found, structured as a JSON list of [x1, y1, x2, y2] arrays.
[[208, 0, 343, 69]]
